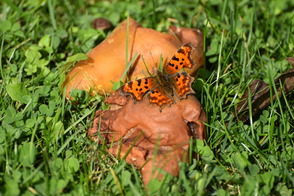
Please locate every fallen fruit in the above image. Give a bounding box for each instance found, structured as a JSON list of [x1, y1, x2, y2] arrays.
[[63, 18, 204, 98], [88, 91, 206, 185]]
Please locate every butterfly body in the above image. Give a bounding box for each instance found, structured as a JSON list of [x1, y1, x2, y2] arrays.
[[154, 70, 174, 94], [121, 43, 196, 110]]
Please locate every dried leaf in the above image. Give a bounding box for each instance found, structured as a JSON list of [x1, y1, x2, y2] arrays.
[[236, 65, 294, 122], [286, 57, 294, 67], [92, 17, 112, 30]]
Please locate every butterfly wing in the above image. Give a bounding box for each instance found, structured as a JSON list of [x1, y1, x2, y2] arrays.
[[121, 77, 157, 101], [163, 43, 195, 75], [149, 87, 173, 109], [172, 72, 195, 99], [121, 44, 195, 110]]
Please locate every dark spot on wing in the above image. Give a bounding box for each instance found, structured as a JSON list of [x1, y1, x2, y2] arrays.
[[137, 80, 141, 86], [172, 56, 179, 61]]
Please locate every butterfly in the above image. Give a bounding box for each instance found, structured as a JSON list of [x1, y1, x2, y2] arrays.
[[120, 43, 196, 110]]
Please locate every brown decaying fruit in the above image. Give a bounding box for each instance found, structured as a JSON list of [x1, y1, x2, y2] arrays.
[[63, 18, 204, 98], [88, 91, 206, 185]]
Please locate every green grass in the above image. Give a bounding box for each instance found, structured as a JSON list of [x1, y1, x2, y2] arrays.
[[0, 0, 293, 195]]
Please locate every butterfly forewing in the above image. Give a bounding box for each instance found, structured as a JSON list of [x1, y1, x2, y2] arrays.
[[172, 72, 195, 99], [163, 43, 195, 75], [122, 77, 157, 101]]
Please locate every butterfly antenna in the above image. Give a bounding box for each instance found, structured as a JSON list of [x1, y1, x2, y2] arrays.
[[168, 27, 182, 45], [150, 51, 164, 72]]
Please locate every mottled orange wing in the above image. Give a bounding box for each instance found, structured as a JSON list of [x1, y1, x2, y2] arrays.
[[121, 77, 157, 101], [149, 87, 173, 108], [163, 43, 195, 75], [172, 72, 195, 99]]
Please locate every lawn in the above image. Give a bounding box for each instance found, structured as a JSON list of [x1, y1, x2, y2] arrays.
[[0, 0, 293, 195]]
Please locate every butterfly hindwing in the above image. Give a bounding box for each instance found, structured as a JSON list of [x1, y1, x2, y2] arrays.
[[122, 77, 156, 101], [172, 72, 195, 99], [163, 43, 195, 75], [149, 87, 173, 108]]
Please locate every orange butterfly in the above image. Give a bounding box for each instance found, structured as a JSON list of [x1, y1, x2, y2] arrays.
[[120, 43, 196, 110]]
